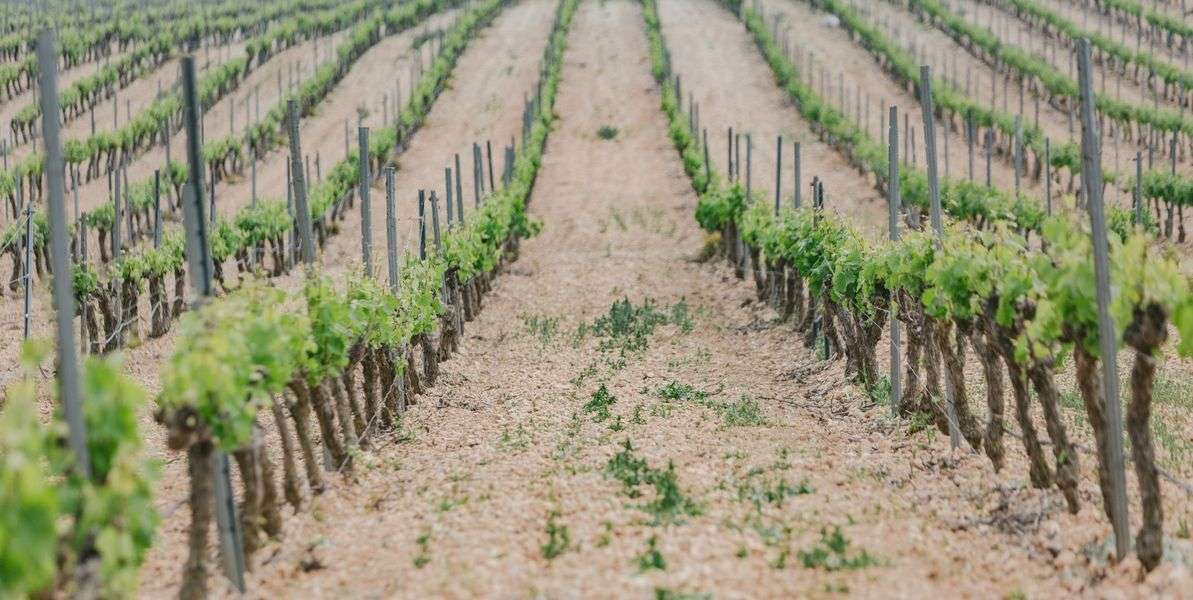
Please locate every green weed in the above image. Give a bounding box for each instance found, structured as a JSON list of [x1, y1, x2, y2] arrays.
[[584, 384, 617, 422], [598, 125, 619, 140], [542, 511, 571, 560], [636, 535, 667, 571], [522, 314, 560, 347], [797, 527, 878, 571], [717, 396, 767, 427]]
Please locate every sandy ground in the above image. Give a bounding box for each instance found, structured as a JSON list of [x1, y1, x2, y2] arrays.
[[117, 0, 1189, 597]]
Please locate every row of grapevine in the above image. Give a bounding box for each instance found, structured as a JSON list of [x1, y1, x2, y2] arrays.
[[152, 0, 575, 595], [0, 0, 386, 213], [901, 0, 1192, 150], [805, 0, 1192, 238], [7, 0, 357, 144], [60, 0, 470, 354], [646, 0, 1193, 573], [1085, 0, 1191, 50], [0, 0, 403, 297], [0, 348, 158, 599], [988, 0, 1190, 101], [0, 0, 261, 64]]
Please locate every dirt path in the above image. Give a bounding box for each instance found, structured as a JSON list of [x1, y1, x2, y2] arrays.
[[151, 1, 1193, 597], [657, 0, 886, 238]]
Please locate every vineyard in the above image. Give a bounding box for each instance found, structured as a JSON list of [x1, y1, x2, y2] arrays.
[[0, 0, 1191, 597]]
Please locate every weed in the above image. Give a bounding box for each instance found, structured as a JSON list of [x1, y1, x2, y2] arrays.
[[735, 546, 749, 559], [630, 405, 646, 425], [797, 527, 878, 571], [718, 395, 767, 427], [499, 423, 533, 452], [522, 314, 560, 347], [608, 414, 624, 432], [636, 536, 667, 572], [866, 376, 891, 406], [1003, 591, 1027, 600], [653, 589, 711, 600], [1177, 518, 1191, 540], [413, 529, 432, 568], [736, 471, 813, 512], [605, 439, 651, 496], [655, 380, 708, 403], [597, 125, 619, 140], [584, 384, 617, 422], [596, 521, 614, 547], [542, 511, 571, 560], [590, 298, 693, 361], [669, 298, 695, 333], [638, 461, 702, 526]]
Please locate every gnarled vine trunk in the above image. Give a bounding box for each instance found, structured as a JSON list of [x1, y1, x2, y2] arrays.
[[1124, 303, 1166, 572]]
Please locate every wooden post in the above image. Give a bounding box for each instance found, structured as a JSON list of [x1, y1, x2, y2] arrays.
[[918, 65, 959, 450], [727, 126, 734, 180], [1013, 116, 1022, 197], [22, 191, 31, 340], [454, 153, 464, 223], [444, 168, 454, 226], [486, 140, 495, 192], [966, 110, 974, 182], [287, 100, 316, 264], [1045, 138, 1053, 216], [774, 136, 782, 214], [888, 106, 901, 415], [473, 143, 482, 206], [746, 134, 752, 198], [918, 67, 943, 237], [1077, 39, 1131, 562], [153, 170, 161, 248], [385, 167, 399, 294], [794, 142, 801, 209], [359, 126, 372, 277], [181, 55, 246, 593], [1134, 151, 1143, 226]]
